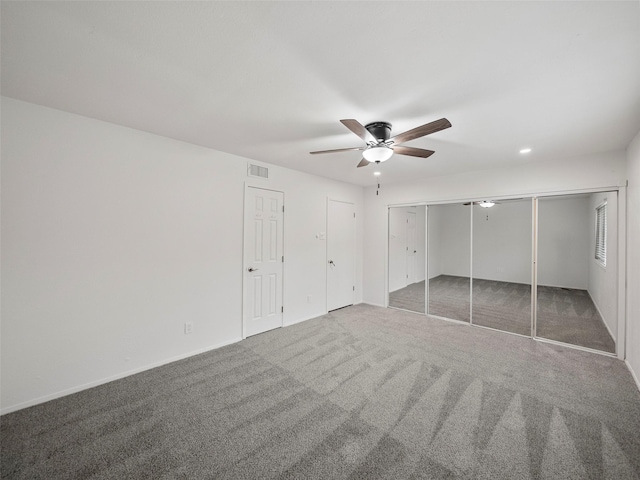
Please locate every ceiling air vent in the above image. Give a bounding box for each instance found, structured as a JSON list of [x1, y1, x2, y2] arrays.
[[248, 163, 269, 179]]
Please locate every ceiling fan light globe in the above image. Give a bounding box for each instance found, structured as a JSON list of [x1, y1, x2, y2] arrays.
[[478, 201, 495, 208], [363, 146, 393, 163]]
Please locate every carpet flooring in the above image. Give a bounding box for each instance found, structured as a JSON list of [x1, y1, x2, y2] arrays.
[[536, 285, 615, 353], [389, 281, 429, 314], [392, 275, 615, 353], [2, 305, 639, 479]]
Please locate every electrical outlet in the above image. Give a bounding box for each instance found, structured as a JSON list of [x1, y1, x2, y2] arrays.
[[184, 322, 193, 334]]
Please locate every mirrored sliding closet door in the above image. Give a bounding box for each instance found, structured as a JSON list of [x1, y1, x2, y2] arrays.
[[471, 199, 532, 336], [426, 204, 471, 322], [536, 193, 617, 353], [403, 191, 618, 355]]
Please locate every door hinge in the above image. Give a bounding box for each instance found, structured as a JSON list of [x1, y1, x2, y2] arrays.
[[281, 306, 284, 313], [282, 205, 285, 212], [353, 212, 356, 218], [353, 286, 355, 291], [282, 255, 284, 262]]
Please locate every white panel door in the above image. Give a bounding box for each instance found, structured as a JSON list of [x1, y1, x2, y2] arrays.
[[327, 199, 355, 311], [407, 211, 417, 284], [243, 187, 284, 337]]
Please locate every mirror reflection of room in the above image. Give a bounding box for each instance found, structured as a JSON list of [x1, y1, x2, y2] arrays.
[[423, 193, 617, 354], [426, 204, 471, 322], [388, 206, 426, 313], [537, 192, 617, 353], [472, 199, 532, 336]]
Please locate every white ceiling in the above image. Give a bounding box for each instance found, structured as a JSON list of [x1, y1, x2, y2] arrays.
[[2, 1, 639, 187]]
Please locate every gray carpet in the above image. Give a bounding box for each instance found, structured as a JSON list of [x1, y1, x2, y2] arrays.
[[471, 278, 532, 336], [428, 276, 471, 322], [537, 285, 615, 353], [389, 281, 428, 314], [2, 304, 639, 479], [396, 275, 615, 353]]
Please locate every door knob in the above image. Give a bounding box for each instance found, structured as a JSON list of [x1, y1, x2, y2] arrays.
[[248, 267, 259, 272], [328, 260, 336, 266]]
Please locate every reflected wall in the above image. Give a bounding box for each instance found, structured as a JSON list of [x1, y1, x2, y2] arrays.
[[427, 204, 470, 322]]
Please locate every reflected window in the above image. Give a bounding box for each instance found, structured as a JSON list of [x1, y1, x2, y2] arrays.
[[595, 201, 607, 267]]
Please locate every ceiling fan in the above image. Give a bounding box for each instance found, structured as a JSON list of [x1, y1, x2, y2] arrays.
[[310, 118, 451, 168], [463, 198, 525, 208], [464, 201, 498, 208]]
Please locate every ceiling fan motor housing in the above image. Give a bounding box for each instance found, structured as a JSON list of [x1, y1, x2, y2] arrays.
[[365, 122, 392, 143]]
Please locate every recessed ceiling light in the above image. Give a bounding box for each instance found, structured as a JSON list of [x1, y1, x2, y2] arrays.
[[519, 148, 532, 154], [374, 171, 381, 176]]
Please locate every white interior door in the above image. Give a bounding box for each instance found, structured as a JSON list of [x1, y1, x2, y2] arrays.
[[327, 199, 355, 311], [407, 211, 417, 284], [243, 187, 284, 337]]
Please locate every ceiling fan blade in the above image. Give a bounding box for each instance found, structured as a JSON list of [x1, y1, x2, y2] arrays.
[[340, 119, 376, 143], [393, 146, 435, 158], [357, 158, 370, 168], [390, 118, 451, 145], [309, 146, 364, 155]]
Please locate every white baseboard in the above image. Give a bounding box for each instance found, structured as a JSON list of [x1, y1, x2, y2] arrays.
[[587, 289, 616, 341], [283, 302, 368, 327], [625, 359, 640, 393], [0, 337, 242, 416], [362, 301, 386, 308], [283, 311, 325, 327]]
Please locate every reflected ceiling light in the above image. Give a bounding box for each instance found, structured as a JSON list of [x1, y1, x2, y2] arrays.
[[478, 201, 495, 208], [519, 148, 532, 154], [363, 145, 393, 163], [373, 171, 381, 176]]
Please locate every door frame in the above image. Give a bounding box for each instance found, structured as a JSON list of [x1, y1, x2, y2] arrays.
[[242, 183, 285, 339]]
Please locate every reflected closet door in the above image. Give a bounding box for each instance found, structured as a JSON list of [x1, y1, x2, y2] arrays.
[[427, 204, 471, 322], [472, 199, 532, 335], [536, 193, 617, 353]]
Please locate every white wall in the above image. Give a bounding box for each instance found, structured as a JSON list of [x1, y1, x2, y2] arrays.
[[363, 151, 627, 308], [427, 197, 591, 289], [537, 195, 590, 289], [0, 98, 364, 413], [388, 207, 408, 292], [625, 130, 640, 390], [587, 191, 618, 339], [415, 205, 426, 283], [473, 200, 532, 284], [436, 204, 471, 278], [427, 205, 443, 279]]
